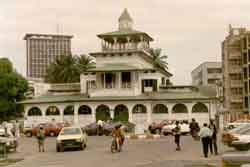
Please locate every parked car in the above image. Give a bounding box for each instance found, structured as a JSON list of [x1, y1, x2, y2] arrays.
[[162, 121, 190, 136], [225, 120, 250, 130], [222, 124, 250, 151], [0, 126, 18, 152], [148, 120, 170, 134], [84, 122, 135, 136], [25, 122, 68, 137], [56, 126, 87, 152]]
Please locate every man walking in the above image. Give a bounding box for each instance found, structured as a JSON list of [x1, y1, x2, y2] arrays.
[[97, 119, 104, 136], [209, 120, 218, 155], [172, 121, 181, 151], [36, 126, 45, 152], [199, 123, 212, 158], [189, 118, 200, 140]]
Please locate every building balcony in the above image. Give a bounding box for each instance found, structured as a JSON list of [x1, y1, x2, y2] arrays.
[[230, 95, 243, 103], [88, 86, 135, 97], [229, 53, 241, 60], [230, 80, 243, 88], [229, 66, 242, 74], [102, 42, 149, 52]]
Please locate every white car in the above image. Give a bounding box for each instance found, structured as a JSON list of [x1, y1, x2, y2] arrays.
[[162, 123, 190, 135], [56, 126, 87, 152], [223, 124, 250, 151], [225, 121, 250, 130]]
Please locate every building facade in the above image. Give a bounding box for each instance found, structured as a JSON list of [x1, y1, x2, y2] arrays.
[[24, 34, 73, 80], [222, 25, 250, 121], [21, 9, 218, 133], [191, 62, 222, 86]]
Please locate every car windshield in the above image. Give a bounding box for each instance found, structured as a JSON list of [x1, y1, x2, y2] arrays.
[[60, 128, 81, 135]]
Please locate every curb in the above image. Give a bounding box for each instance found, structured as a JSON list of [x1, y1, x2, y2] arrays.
[[126, 134, 161, 139]]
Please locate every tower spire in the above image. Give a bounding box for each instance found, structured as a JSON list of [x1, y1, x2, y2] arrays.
[[118, 8, 133, 31]]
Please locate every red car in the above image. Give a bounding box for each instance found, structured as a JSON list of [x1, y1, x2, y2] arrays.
[[148, 120, 171, 134], [25, 122, 69, 137]]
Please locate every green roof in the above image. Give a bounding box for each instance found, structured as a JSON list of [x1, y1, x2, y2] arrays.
[[97, 30, 153, 41], [19, 89, 216, 105], [86, 63, 153, 72]]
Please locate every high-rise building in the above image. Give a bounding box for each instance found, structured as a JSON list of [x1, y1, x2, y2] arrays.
[[191, 62, 222, 87], [24, 34, 73, 80], [221, 25, 250, 120]]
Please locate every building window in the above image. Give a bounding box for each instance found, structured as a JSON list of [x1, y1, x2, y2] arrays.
[[244, 68, 247, 79], [87, 80, 96, 89], [121, 72, 131, 88], [144, 80, 153, 87], [245, 96, 249, 108], [243, 52, 248, 64], [161, 77, 165, 86], [244, 82, 248, 94]]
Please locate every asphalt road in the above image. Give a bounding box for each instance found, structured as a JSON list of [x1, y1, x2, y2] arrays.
[[8, 135, 227, 167]]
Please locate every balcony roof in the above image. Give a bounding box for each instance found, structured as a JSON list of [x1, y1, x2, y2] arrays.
[[86, 63, 153, 72]]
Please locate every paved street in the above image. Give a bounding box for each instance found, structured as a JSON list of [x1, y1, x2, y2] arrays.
[[7, 135, 230, 167]]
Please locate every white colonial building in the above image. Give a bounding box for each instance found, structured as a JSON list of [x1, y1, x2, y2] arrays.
[[20, 9, 218, 133]]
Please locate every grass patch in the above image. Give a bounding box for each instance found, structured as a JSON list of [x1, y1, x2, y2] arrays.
[[0, 158, 23, 166]]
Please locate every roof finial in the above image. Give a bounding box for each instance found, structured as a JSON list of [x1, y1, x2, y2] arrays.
[[118, 8, 133, 31]]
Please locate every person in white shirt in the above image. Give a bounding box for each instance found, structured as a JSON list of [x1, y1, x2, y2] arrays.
[[198, 123, 212, 158], [97, 120, 104, 136]]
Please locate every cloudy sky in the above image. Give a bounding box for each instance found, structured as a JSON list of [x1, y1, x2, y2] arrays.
[[1, 0, 250, 84]]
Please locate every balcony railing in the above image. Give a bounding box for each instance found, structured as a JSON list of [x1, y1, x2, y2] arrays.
[[230, 95, 243, 103], [230, 80, 243, 87], [229, 66, 242, 74]]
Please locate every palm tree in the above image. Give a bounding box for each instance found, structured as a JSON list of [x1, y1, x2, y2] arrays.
[[76, 54, 95, 73], [45, 54, 95, 83], [149, 48, 168, 70]]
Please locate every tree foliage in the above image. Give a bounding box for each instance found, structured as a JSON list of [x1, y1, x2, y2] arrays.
[[45, 54, 95, 83], [149, 48, 168, 70], [0, 58, 28, 122]]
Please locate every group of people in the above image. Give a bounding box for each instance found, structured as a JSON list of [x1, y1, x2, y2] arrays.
[[172, 118, 218, 158], [2, 120, 20, 138]]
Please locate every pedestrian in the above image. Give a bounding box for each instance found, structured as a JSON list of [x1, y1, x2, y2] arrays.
[[172, 121, 181, 151], [199, 123, 212, 158], [209, 119, 218, 155], [189, 118, 200, 140], [97, 119, 104, 136], [36, 126, 45, 152]]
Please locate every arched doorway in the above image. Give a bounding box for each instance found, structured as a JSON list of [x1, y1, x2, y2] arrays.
[[27, 107, 42, 116], [132, 104, 147, 134], [172, 103, 188, 113], [96, 105, 110, 121], [45, 106, 60, 122], [78, 105, 92, 126], [152, 104, 168, 122], [114, 104, 129, 122], [192, 103, 208, 113], [63, 105, 74, 124]]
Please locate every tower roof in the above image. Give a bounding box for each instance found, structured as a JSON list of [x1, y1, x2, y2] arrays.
[[119, 8, 133, 22]]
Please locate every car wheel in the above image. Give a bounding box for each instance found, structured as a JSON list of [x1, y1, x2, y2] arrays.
[[80, 142, 86, 150], [49, 131, 55, 137], [56, 146, 60, 152], [59, 146, 64, 152]]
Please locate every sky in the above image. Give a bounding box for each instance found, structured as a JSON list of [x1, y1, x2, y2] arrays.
[[1, 0, 250, 84]]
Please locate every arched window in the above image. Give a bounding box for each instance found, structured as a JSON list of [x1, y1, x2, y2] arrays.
[[79, 105, 92, 115], [172, 103, 188, 113], [46, 106, 60, 115], [28, 107, 42, 116], [114, 104, 129, 122], [153, 104, 168, 113], [132, 104, 147, 114], [192, 102, 208, 113], [64, 105, 74, 115], [96, 105, 110, 121]]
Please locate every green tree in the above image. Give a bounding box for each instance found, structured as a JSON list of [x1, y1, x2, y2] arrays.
[[149, 48, 168, 70], [0, 58, 28, 122], [45, 54, 95, 83]]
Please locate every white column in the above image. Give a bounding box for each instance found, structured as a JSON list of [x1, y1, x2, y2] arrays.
[[92, 105, 97, 122], [128, 105, 133, 122], [118, 72, 121, 88], [110, 109, 114, 119], [146, 103, 152, 124], [74, 103, 79, 125], [187, 103, 193, 121]]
